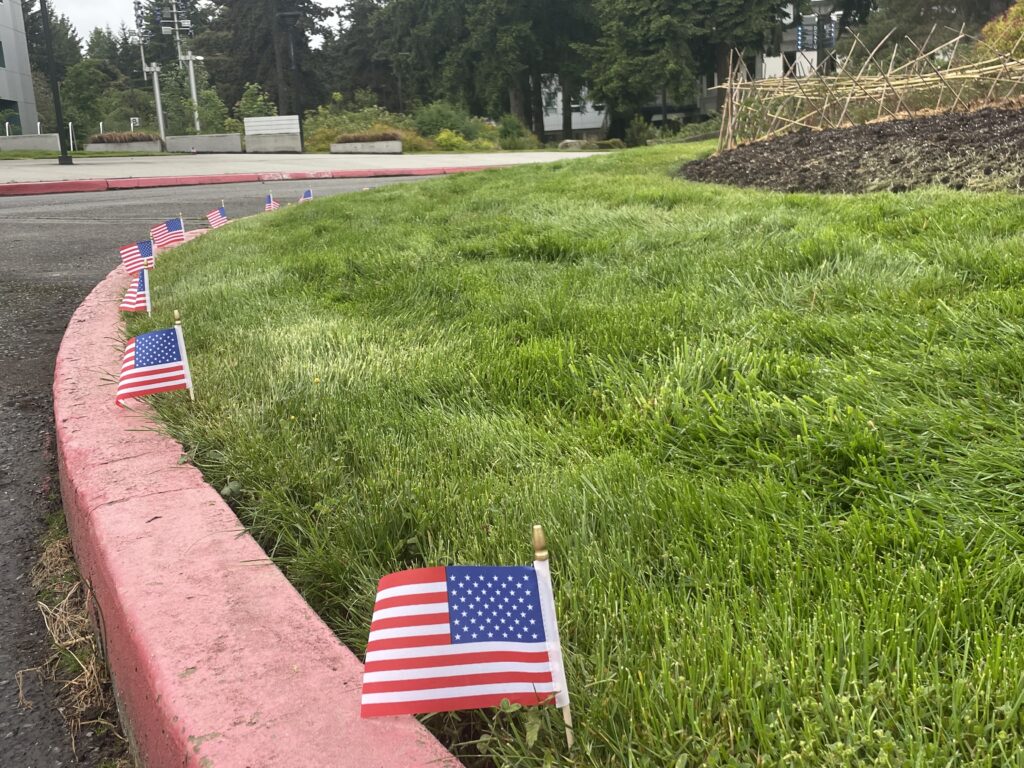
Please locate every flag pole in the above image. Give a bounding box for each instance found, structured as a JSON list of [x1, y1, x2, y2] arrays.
[[533, 525, 574, 749], [174, 309, 195, 401]]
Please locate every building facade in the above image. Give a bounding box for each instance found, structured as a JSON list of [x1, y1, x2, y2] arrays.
[[0, 0, 38, 133]]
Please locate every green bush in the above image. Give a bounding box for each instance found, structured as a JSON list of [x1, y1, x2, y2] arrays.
[[303, 93, 417, 152], [624, 114, 653, 147], [335, 130, 402, 143], [234, 83, 277, 119], [87, 130, 161, 143], [435, 128, 469, 150], [413, 101, 480, 139]]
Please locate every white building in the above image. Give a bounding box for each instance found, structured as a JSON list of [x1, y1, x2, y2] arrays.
[[542, 79, 609, 140], [0, 0, 38, 133]]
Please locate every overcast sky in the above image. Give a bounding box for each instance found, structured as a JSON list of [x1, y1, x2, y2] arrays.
[[48, 1, 344, 39]]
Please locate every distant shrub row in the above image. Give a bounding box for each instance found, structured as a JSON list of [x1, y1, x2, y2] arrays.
[[87, 131, 162, 144]]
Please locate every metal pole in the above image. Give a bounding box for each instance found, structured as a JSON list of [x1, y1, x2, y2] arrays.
[[172, 1, 184, 67], [140, 39, 149, 82], [146, 64, 166, 142], [184, 52, 201, 133], [39, 0, 72, 164]]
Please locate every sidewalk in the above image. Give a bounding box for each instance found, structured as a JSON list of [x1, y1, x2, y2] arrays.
[[0, 151, 590, 185]]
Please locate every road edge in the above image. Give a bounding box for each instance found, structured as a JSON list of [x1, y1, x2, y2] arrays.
[[1, 165, 507, 197], [53, 257, 461, 767]]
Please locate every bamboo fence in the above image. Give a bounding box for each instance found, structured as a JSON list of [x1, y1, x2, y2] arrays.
[[718, 28, 1024, 151]]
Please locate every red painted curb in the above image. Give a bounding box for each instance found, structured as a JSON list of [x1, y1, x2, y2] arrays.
[[54, 262, 461, 767], [1, 164, 517, 197]]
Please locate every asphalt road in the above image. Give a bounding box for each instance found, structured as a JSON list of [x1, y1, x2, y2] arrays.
[[0, 176, 426, 766]]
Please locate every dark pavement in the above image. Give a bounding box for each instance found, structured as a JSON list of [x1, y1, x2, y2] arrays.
[[0, 176, 424, 766]]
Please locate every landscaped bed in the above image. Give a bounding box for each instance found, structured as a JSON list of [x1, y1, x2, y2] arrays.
[[130, 143, 1024, 765], [683, 104, 1024, 194]]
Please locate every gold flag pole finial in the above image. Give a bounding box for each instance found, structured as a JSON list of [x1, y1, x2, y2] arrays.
[[174, 309, 181, 325], [532, 524, 548, 561]]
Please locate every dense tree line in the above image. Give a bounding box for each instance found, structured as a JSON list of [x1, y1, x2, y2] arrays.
[[20, 0, 1020, 141]]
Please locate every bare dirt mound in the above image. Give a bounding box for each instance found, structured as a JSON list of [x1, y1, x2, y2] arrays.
[[681, 105, 1024, 194]]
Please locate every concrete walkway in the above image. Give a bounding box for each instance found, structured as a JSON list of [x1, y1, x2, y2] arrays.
[[0, 151, 591, 184]]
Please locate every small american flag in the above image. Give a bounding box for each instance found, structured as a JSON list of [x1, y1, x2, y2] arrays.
[[119, 269, 151, 314], [265, 193, 280, 211], [299, 188, 313, 203], [119, 240, 155, 275], [360, 563, 569, 718], [207, 206, 228, 229], [151, 217, 185, 248], [115, 327, 192, 405]]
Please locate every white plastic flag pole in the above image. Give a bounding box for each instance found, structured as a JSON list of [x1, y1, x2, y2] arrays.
[[533, 525, 573, 749], [174, 310, 195, 401]]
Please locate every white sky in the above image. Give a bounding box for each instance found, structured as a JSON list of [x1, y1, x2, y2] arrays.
[[47, 1, 344, 39]]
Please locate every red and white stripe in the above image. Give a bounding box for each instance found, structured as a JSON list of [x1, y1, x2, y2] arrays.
[[207, 208, 228, 229], [360, 566, 556, 717], [151, 220, 185, 248], [119, 243, 154, 275], [115, 334, 190, 404], [118, 272, 150, 313]]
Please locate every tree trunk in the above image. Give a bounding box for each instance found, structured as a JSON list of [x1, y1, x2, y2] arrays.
[[661, 85, 668, 126], [530, 64, 545, 142], [561, 75, 573, 139], [509, 84, 527, 126], [269, 0, 289, 114]]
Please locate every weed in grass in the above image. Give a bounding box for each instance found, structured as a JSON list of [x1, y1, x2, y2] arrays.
[[129, 141, 1024, 766]]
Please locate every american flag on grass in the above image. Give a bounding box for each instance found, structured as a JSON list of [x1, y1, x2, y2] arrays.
[[299, 188, 313, 203], [360, 562, 569, 718], [118, 269, 151, 314], [265, 193, 280, 211], [207, 206, 228, 229], [151, 217, 185, 248], [119, 240, 155, 275], [115, 327, 192, 405]]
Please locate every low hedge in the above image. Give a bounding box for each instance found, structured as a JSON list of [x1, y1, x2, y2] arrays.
[[88, 131, 161, 144], [334, 131, 402, 143]]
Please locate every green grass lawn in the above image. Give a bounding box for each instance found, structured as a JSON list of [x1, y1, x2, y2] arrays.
[[129, 143, 1024, 766]]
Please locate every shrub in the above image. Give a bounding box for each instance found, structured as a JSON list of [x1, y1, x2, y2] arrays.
[[497, 113, 531, 140], [499, 133, 541, 150], [413, 101, 480, 139], [468, 137, 498, 150], [435, 128, 469, 150], [87, 131, 161, 143], [234, 83, 277, 119], [303, 93, 416, 152], [335, 131, 402, 143], [983, 1, 1024, 53], [596, 138, 626, 150], [624, 114, 653, 147]]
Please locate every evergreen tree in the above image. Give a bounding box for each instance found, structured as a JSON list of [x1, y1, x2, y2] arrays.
[[21, 0, 82, 80]]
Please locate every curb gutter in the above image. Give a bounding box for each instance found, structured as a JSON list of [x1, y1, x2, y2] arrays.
[[2, 165, 507, 197], [54, 260, 462, 767]]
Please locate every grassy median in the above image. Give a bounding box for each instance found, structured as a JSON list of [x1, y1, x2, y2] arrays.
[[129, 143, 1024, 766]]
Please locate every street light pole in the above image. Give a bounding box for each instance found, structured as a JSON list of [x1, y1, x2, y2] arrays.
[[144, 63, 167, 143], [181, 52, 204, 133], [38, 0, 72, 165]]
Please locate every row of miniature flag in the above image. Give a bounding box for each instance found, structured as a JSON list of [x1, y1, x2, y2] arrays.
[[111, 187, 573, 742], [117, 190, 316, 315]]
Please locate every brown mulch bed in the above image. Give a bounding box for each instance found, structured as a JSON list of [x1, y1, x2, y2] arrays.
[[680, 105, 1024, 194]]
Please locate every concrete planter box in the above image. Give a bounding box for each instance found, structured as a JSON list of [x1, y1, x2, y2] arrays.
[[245, 133, 303, 153], [0, 134, 61, 151], [330, 140, 403, 155], [85, 140, 163, 153], [166, 133, 243, 153]]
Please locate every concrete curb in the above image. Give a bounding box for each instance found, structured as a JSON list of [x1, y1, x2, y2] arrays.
[[54, 254, 462, 766], [1, 165, 509, 197]]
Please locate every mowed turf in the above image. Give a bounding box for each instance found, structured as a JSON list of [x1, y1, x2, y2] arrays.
[[129, 144, 1024, 766]]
